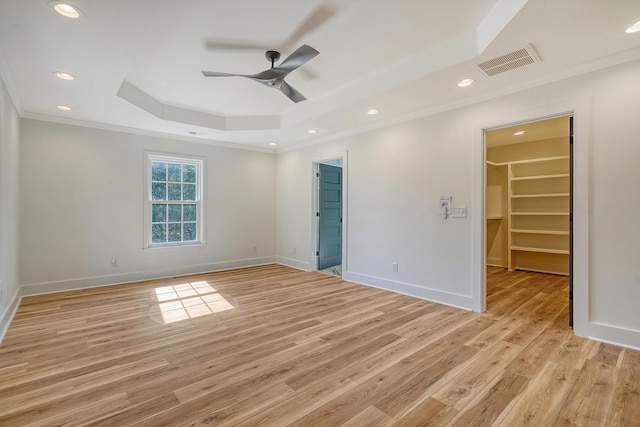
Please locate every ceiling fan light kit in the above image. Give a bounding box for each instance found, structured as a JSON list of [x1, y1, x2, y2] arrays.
[[202, 44, 319, 103]]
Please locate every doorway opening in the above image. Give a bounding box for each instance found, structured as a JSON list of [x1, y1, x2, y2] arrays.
[[315, 158, 344, 277], [484, 115, 573, 325]]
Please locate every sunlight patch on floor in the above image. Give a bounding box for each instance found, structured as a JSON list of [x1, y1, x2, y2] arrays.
[[154, 281, 234, 324]]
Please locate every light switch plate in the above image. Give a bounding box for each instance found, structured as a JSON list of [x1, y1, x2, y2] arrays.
[[451, 207, 467, 218]]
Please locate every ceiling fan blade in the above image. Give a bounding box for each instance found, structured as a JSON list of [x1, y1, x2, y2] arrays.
[[202, 71, 249, 78], [276, 45, 319, 74], [281, 5, 335, 51], [280, 80, 307, 103]]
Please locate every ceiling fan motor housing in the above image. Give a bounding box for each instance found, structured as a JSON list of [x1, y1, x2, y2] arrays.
[[265, 50, 281, 65]]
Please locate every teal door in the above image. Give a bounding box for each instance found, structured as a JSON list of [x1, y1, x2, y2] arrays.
[[318, 164, 342, 270]]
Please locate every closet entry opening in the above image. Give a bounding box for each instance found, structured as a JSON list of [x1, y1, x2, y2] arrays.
[[485, 115, 573, 326]]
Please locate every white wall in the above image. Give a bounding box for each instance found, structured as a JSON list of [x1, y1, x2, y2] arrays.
[[277, 58, 640, 349], [0, 74, 20, 337], [19, 120, 277, 294]]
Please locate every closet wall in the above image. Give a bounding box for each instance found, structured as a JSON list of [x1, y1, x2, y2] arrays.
[[486, 135, 570, 275], [486, 164, 507, 267]]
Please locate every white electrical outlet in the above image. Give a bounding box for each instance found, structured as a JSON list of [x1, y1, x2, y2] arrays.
[[111, 258, 119, 267], [293, 247, 297, 255], [252, 246, 257, 253], [392, 262, 399, 272], [451, 207, 467, 218]]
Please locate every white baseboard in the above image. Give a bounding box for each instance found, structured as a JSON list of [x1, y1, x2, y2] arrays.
[[342, 271, 473, 311], [587, 321, 640, 351], [20, 256, 277, 297], [275, 256, 310, 271], [0, 287, 22, 344]]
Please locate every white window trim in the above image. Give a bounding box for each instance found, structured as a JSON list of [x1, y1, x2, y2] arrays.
[[143, 152, 206, 249]]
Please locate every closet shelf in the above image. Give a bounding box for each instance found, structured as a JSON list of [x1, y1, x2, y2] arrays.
[[511, 173, 569, 181], [487, 216, 503, 221], [487, 138, 570, 276], [511, 212, 569, 216], [511, 246, 570, 255], [511, 229, 569, 235], [490, 155, 569, 166], [511, 193, 570, 198]]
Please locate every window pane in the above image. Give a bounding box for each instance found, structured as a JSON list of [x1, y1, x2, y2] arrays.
[[152, 162, 166, 182], [168, 223, 182, 242], [168, 204, 182, 222], [152, 183, 166, 200], [168, 163, 182, 182], [183, 164, 196, 183], [184, 222, 197, 241], [183, 184, 196, 201], [152, 224, 166, 243], [168, 183, 182, 200], [148, 156, 202, 248], [152, 204, 166, 222], [183, 204, 196, 222]]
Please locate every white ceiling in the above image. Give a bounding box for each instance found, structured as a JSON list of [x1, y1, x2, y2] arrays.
[[1, 0, 640, 151]]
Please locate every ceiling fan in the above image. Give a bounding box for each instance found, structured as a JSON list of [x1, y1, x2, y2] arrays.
[[201, 44, 319, 103]]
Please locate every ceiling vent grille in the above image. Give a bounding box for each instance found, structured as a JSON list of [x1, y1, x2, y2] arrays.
[[475, 44, 541, 77]]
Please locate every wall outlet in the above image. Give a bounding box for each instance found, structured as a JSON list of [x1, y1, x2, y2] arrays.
[[111, 258, 119, 267], [293, 247, 297, 255], [392, 262, 399, 272], [0, 289, 3, 303], [451, 207, 467, 218], [252, 246, 257, 253]]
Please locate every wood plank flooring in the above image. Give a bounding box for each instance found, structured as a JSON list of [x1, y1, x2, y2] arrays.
[[0, 264, 639, 426]]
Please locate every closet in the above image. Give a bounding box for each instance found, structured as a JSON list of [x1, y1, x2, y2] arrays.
[[486, 117, 570, 275]]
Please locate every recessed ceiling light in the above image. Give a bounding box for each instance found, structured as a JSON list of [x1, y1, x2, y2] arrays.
[[457, 78, 475, 87], [57, 105, 72, 111], [54, 71, 75, 81], [367, 109, 379, 115], [308, 129, 317, 134], [269, 142, 278, 146], [513, 130, 526, 136], [50, 1, 81, 18], [626, 20, 640, 33]]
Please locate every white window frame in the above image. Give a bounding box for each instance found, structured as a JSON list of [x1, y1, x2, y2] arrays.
[[144, 152, 205, 249]]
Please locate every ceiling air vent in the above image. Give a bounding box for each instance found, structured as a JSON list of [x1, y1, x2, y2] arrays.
[[475, 43, 541, 77]]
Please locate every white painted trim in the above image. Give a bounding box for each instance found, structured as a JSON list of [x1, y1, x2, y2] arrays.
[[20, 257, 276, 296], [311, 150, 349, 273], [343, 271, 473, 311], [276, 256, 311, 271], [588, 322, 640, 351], [0, 287, 22, 344], [571, 103, 590, 338], [473, 98, 590, 336]]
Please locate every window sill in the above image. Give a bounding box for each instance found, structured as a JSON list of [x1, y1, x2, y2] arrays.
[[144, 241, 206, 250]]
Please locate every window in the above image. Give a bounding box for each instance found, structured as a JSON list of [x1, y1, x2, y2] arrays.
[[145, 154, 204, 248]]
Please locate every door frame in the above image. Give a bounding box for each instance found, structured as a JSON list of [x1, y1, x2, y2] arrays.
[[473, 98, 589, 338], [311, 150, 348, 272]]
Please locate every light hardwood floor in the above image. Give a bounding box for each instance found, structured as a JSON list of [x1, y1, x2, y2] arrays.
[[0, 264, 638, 426]]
